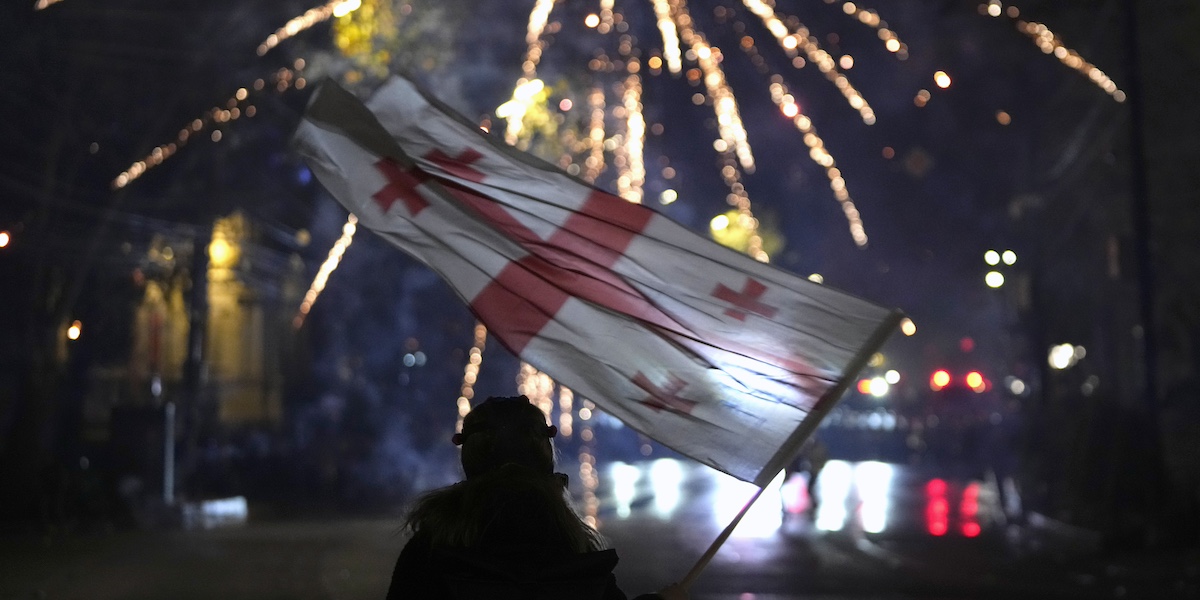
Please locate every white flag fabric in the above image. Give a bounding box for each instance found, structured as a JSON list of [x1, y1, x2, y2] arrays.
[[294, 76, 902, 486]]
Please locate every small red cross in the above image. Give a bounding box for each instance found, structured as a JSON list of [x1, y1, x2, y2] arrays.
[[712, 277, 777, 321], [425, 148, 486, 182], [371, 148, 486, 217], [372, 158, 430, 216], [632, 371, 697, 415]]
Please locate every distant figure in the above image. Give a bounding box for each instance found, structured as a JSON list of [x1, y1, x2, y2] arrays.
[[386, 395, 686, 600], [787, 438, 828, 516]]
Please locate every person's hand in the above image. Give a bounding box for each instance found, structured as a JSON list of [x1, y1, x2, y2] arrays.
[[656, 582, 689, 600]]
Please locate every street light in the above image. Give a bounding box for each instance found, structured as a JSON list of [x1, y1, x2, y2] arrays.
[[984, 250, 1015, 287], [1048, 343, 1078, 370], [0, 231, 10, 248]]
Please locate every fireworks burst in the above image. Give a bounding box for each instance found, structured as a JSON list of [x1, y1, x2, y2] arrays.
[[98, 2, 1132, 511], [103, 0, 1130, 301]]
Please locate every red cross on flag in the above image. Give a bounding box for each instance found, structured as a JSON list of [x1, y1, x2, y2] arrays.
[[293, 76, 902, 487]]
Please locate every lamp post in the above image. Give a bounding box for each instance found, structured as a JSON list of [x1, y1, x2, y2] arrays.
[[154, 374, 174, 506]]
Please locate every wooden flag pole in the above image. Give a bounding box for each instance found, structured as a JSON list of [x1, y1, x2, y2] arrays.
[[679, 482, 769, 589]]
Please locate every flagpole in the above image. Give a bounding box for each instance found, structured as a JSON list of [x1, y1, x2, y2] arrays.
[[680, 310, 905, 589], [680, 482, 768, 589]]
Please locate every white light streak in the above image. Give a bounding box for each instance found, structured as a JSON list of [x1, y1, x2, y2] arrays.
[[617, 64, 646, 203], [670, 0, 756, 172], [611, 461, 641, 519], [523, 0, 556, 76], [651, 0, 683, 73]]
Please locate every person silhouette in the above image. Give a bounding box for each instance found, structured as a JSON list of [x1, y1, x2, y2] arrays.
[[385, 395, 686, 600]]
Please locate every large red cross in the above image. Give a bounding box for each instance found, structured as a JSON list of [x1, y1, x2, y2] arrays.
[[712, 277, 777, 321], [371, 149, 485, 217], [369, 144, 690, 357], [632, 371, 697, 415], [447, 179, 691, 354]]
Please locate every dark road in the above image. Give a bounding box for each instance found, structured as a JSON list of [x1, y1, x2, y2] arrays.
[[1, 459, 1194, 599]]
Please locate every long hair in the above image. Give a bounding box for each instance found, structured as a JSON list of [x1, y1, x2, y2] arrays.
[[405, 396, 604, 553]]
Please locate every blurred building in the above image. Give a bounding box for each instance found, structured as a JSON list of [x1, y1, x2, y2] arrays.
[[77, 211, 304, 503], [204, 212, 285, 425], [92, 212, 298, 424]]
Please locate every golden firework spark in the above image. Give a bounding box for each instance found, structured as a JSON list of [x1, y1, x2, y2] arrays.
[[768, 77, 868, 246], [113, 64, 305, 190], [257, 0, 363, 56], [742, 0, 876, 125], [558, 386, 574, 438], [617, 62, 646, 204], [497, 0, 558, 145], [293, 214, 358, 328], [671, 0, 756, 173], [651, 0, 683, 73], [455, 323, 488, 433], [669, 0, 767, 260], [982, 2, 1125, 102], [584, 86, 608, 183], [828, 0, 909, 58]]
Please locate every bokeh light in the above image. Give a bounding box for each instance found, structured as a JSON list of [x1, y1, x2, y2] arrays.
[[931, 369, 951, 391]]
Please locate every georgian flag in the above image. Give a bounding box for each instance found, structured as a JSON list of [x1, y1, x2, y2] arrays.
[[294, 76, 901, 487]]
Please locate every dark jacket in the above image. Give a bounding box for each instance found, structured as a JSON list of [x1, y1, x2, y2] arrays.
[[386, 530, 660, 600]]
